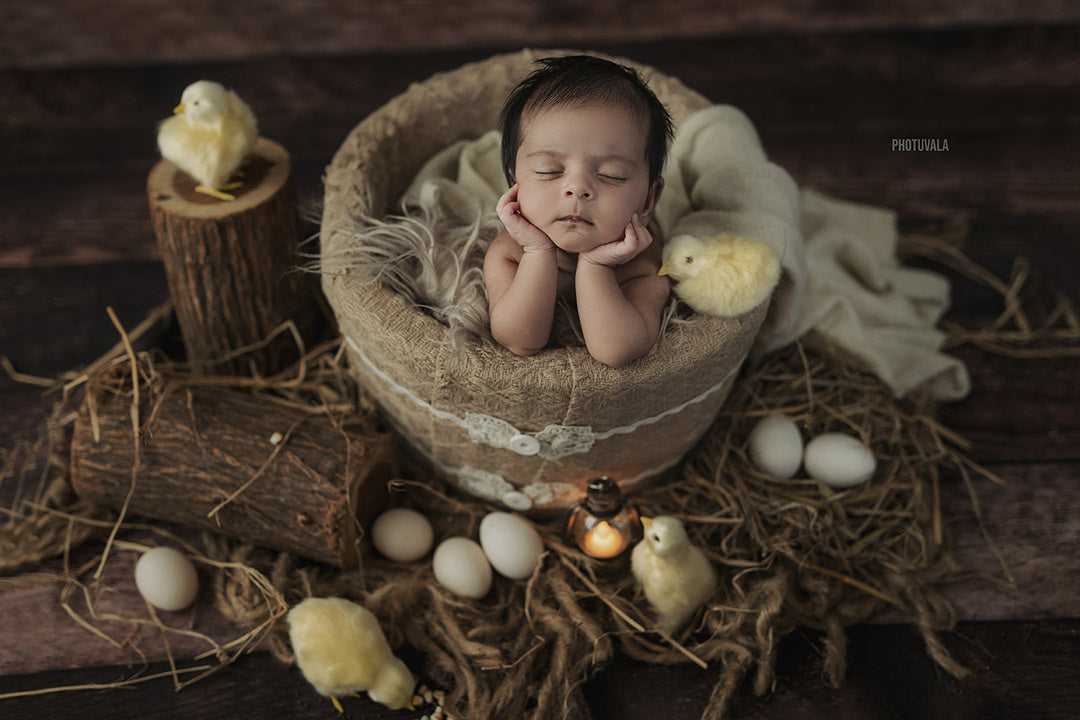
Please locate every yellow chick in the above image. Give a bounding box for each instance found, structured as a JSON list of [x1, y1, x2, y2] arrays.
[[157, 80, 258, 200], [287, 596, 416, 713], [658, 233, 780, 316], [631, 516, 717, 635]]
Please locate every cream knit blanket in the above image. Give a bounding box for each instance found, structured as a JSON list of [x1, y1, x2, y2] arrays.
[[401, 105, 970, 400]]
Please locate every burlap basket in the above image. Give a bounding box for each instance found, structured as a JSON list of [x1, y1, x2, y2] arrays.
[[321, 49, 769, 512]]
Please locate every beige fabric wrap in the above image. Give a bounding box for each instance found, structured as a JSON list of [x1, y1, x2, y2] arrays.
[[321, 49, 767, 512]]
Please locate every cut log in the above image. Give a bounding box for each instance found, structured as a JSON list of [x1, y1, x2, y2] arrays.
[[147, 136, 322, 376], [70, 374, 394, 569]]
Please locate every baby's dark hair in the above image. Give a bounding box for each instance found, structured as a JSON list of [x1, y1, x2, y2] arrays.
[[499, 55, 673, 186]]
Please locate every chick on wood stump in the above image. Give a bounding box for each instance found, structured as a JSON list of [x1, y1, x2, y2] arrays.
[[148, 133, 322, 376], [158, 80, 258, 201]]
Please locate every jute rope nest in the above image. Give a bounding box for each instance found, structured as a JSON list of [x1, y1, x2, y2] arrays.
[[320, 49, 769, 513], [0, 326, 980, 719], [6, 224, 1078, 716]]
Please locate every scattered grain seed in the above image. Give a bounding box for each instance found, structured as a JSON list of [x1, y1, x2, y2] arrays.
[[269, 431, 283, 445], [423, 690, 434, 703], [412, 695, 423, 707]]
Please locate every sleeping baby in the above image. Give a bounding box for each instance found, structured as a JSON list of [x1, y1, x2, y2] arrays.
[[483, 55, 674, 368]]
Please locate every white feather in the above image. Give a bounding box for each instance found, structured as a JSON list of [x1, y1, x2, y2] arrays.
[[317, 201, 500, 351]]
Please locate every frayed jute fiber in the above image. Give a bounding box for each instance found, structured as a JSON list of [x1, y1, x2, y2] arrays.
[[4, 225, 1077, 718]]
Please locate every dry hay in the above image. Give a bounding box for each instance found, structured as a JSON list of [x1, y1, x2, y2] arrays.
[[2, 225, 1076, 718]]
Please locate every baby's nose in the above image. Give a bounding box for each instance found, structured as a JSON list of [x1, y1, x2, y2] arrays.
[[563, 173, 594, 199]]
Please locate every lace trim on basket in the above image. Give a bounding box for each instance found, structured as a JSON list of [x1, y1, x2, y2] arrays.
[[448, 453, 686, 511], [387, 430, 689, 511], [345, 335, 742, 459]]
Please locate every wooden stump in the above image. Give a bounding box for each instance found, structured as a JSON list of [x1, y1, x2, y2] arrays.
[[70, 375, 395, 569], [147, 137, 322, 376]]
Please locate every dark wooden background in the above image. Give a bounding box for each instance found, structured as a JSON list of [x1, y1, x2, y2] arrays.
[[2, 2, 1079, 718]]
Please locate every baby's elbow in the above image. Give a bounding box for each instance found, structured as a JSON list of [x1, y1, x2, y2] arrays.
[[597, 354, 632, 369], [589, 344, 645, 369], [491, 325, 542, 358], [505, 344, 542, 358]]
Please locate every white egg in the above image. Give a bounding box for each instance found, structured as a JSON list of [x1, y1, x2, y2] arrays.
[[370, 508, 434, 562], [134, 546, 199, 612], [478, 512, 544, 580], [432, 537, 492, 599], [804, 433, 877, 488], [748, 414, 803, 479]]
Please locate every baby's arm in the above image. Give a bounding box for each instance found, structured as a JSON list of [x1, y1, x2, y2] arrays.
[[576, 215, 670, 367], [484, 186, 559, 356]]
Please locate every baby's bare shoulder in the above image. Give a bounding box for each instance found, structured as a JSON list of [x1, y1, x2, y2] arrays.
[[486, 230, 523, 264], [484, 230, 522, 301]]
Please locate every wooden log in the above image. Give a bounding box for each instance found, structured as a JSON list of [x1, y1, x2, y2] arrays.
[[147, 136, 322, 376], [70, 374, 395, 569]]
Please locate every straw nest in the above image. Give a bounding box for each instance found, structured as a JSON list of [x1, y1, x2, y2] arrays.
[[6, 220, 1076, 718]]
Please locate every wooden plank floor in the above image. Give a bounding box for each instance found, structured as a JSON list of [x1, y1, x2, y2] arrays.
[[2, 18, 1079, 720], [6, 1, 1079, 69]]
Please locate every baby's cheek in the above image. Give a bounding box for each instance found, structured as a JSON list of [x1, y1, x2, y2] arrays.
[[516, 190, 542, 222]]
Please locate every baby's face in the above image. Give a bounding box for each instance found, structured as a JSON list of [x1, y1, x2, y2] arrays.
[[514, 102, 658, 254]]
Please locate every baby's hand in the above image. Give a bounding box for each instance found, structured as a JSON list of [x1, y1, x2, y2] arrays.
[[497, 184, 554, 254], [580, 214, 652, 267]]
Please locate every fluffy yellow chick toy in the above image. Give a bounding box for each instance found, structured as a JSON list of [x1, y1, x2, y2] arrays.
[[631, 516, 718, 635], [658, 233, 780, 316], [157, 80, 258, 200], [287, 596, 416, 713]]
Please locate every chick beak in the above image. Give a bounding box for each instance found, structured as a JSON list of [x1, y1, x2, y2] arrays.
[[173, 103, 186, 115], [657, 264, 669, 277], [640, 517, 653, 531]]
